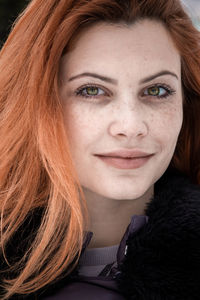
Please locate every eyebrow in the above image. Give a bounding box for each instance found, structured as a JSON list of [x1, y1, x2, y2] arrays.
[[68, 72, 118, 84], [140, 71, 179, 83], [68, 70, 179, 85]]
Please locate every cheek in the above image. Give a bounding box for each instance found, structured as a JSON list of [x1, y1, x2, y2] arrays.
[[152, 104, 183, 148], [63, 104, 102, 148]]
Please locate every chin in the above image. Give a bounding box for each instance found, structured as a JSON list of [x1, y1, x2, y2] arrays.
[[100, 184, 153, 201]]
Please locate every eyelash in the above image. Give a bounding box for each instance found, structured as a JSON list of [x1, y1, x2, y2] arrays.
[[75, 83, 176, 101]]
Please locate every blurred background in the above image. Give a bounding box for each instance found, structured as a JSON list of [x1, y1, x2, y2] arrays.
[[182, 0, 200, 30], [0, 0, 200, 47], [0, 0, 30, 47]]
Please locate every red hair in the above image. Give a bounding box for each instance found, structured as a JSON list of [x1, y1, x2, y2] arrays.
[[0, 0, 200, 298]]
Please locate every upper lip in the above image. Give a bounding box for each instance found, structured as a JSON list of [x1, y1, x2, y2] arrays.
[[95, 149, 154, 158]]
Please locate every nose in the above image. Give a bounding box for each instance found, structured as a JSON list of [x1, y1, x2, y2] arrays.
[[108, 101, 149, 141]]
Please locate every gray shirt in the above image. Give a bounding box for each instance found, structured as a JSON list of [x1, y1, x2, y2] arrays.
[[78, 244, 119, 277]]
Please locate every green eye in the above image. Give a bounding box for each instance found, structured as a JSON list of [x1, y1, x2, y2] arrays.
[[76, 85, 105, 98], [86, 87, 99, 95], [148, 86, 160, 96], [143, 85, 173, 99]]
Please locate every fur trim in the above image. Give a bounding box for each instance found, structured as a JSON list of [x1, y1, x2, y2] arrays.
[[117, 171, 200, 299]]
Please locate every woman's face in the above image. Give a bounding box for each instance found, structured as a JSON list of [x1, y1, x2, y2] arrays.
[[59, 19, 183, 200]]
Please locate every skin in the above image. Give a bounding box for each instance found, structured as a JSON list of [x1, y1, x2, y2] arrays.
[[59, 19, 183, 248]]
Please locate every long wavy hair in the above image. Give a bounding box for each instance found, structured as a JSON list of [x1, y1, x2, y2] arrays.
[[0, 0, 200, 298]]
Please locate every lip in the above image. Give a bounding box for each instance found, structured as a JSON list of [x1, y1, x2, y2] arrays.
[[94, 150, 154, 169], [95, 149, 153, 158]]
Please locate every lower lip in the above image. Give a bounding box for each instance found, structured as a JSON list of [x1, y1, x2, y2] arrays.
[[96, 155, 153, 169]]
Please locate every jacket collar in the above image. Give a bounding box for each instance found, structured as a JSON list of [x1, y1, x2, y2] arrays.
[[116, 170, 200, 299], [81, 215, 148, 267]]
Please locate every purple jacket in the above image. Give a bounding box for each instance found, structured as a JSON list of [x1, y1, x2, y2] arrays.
[[42, 215, 148, 300], [2, 170, 200, 299]]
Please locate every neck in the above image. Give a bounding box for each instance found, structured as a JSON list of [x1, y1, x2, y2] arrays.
[[83, 186, 154, 248]]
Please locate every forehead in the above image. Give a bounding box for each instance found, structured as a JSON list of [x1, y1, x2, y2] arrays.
[[61, 19, 181, 78]]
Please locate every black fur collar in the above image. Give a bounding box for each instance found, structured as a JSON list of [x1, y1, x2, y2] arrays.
[[117, 170, 200, 300]]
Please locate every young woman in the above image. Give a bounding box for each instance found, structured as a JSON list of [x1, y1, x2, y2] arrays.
[[0, 0, 200, 299]]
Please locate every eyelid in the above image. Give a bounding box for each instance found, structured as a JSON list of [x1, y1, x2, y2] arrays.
[[143, 82, 173, 90]]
